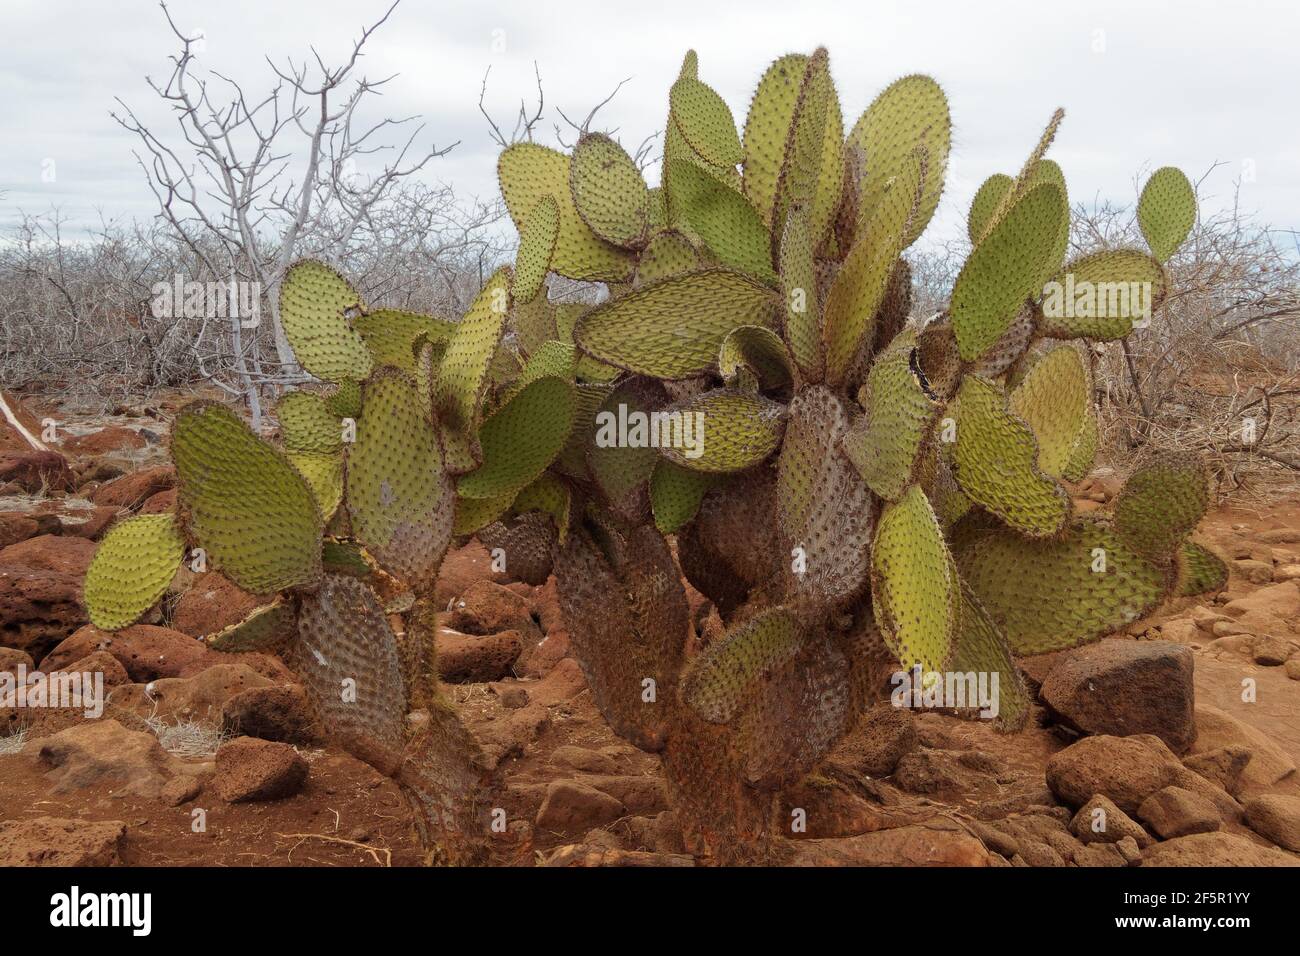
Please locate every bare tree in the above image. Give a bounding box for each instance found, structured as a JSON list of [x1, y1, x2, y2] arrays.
[[110, 0, 492, 422]]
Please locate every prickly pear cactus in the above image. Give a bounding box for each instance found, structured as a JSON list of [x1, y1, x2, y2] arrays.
[[478, 47, 1217, 861], [81, 46, 1219, 866]]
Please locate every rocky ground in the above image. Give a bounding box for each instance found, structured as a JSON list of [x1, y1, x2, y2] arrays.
[[1, 388, 1299, 867]]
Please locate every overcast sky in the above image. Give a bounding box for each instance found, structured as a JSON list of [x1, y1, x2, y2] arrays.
[[3, 0, 1297, 251]]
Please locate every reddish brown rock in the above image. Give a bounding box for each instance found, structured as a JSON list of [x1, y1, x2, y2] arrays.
[[213, 736, 308, 802], [1046, 735, 1185, 814], [0, 512, 51, 549], [0, 565, 86, 661], [110, 663, 274, 722], [138, 489, 177, 514], [41, 623, 290, 684], [446, 580, 540, 638], [91, 465, 175, 510], [0, 534, 97, 576], [64, 649, 130, 687], [0, 645, 34, 673], [786, 817, 993, 866], [1068, 794, 1153, 847], [0, 817, 126, 866], [536, 780, 625, 832], [434, 539, 507, 604], [1141, 831, 1300, 866], [1190, 704, 1296, 788], [221, 684, 321, 745], [28, 719, 207, 805], [1040, 639, 1196, 753], [436, 628, 522, 683], [1182, 746, 1252, 797], [1137, 785, 1221, 838], [62, 426, 146, 456], [0, 451, 74, 492], [1243, 794, 1300, 852], [59, 506, 122, 540], [169, 572, 261, 638]]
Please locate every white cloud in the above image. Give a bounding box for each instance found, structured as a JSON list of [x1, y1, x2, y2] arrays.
[[2, 0, 1296, 249]]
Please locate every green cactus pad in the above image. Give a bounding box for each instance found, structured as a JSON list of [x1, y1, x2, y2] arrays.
[[956, 517, 1171, 654], [778, 206, 822, 379], [512, 472, 573, 541], [291, 574, 407, 774], [657, 389, 785, 473], [776, 385, 873, 608], [1008, 345, 1090, 479], [742, 54, 809, 224], [1029, 159, 1070, 282], [1039, 249, 1166, 340], [1138, 166, 1196, 263], [848, 74, 950, 246], [682, 607, 802, 723], [279, 259, 372, 383], [1176, 541, 1228, 596], [458, 376, 576, 500], [324, 378, 362, 419], [842, 329, 940, 501], [871, 485, 957, 673], [718, 325, 794, 390], [287, 450, 344, 522], [172, 401, 323, 594], [770, 49, 831, 231], [634, 230, 701, 286], [669, 76, 744, 171], [553, 524, 689, 752], [823, 148, 924, 384], [512, 296, 559, 358], [574, 270, 779, 379], [348, 369, 454, 592], [649, 459, 713, 534], [809, 72, 845, 247], [434, 266, 511, 470], [205, 599, 294, 653], [1062, 407, 1100, 482], [1113, 451, 1209, 561], [511, 195, 559, 304], [967, 173, 1013, 244], [453, 487, 515, 537], [665, 159, 777, 281], [498, 143, 633, 282], [499, 339, 577, 406], [84, 513, 185, 631], [276, 391, 343, 454], [354, 309, 456, 373], [570, 133, 650, 249], [949, 582, 1030, 731], [952, 376, 1070, 537], [951, 182, 1065, 361]]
